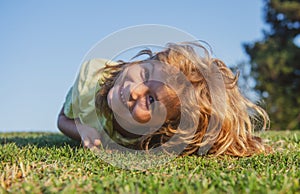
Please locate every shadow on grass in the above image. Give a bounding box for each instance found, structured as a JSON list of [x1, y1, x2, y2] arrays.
[[0, 132, 81, 148]]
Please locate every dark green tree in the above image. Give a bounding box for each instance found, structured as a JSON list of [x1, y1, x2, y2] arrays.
[[244, 0, 300, 130]]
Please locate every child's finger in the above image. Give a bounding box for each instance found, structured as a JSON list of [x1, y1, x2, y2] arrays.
[[93, 139, 101, 146], [82, 138, 102, 150], [83, 139, 91, 148]]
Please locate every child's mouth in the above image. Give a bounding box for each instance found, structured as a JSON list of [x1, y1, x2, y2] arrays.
[[119, 85, 127, 107]]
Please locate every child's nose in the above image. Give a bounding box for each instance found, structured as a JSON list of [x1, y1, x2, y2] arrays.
[[131, 97, 151, 123], [129, 84, 151, 123], [130, 84, 148, 101]]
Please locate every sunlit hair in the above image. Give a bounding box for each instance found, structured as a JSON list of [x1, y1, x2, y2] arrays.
[[95, 42, 270, 157]]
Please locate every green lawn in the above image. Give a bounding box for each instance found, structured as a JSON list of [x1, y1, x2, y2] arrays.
[[0, 131, 299, 194]]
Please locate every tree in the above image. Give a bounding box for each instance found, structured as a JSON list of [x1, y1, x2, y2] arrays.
[[244, 0, 300, 130]]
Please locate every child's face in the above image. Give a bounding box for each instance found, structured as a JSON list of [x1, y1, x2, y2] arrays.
[[107, 61, 178, 135]]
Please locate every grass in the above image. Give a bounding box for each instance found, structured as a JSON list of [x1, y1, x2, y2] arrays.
[[0, 131, 299, 194]]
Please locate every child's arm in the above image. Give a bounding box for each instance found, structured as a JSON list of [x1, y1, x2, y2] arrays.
[[57, 106, 102, 148], [57, 106, 81, 141]]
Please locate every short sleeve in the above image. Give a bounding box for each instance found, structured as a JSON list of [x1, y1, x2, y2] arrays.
[[64, 58, 115, 129], [63, 87, 75, 119]]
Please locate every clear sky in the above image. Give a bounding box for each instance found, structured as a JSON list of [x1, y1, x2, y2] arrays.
[[0, 0, 266, 132]]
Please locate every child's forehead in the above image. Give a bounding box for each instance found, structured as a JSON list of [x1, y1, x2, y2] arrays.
[[122, 59, 184, 87]]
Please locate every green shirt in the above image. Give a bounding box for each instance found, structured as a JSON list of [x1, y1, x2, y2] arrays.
[[64, 59, 139, 146]]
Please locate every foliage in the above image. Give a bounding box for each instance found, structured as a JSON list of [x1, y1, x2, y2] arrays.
[[0, 132, 299, 193], [244, 0, 300, 130]]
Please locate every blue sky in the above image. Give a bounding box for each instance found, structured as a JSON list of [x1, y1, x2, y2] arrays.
[[0, 0, 266, 132]]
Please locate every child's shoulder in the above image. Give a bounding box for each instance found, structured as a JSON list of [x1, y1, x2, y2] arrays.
[[77, 58, 117, 79], [81, 58, 117, 69]]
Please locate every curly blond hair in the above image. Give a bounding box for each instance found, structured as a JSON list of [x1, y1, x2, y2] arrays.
[[95, 42, 270, 157]]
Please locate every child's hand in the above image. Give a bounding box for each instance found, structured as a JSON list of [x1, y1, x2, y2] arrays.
[[75, 119, 102, 149]]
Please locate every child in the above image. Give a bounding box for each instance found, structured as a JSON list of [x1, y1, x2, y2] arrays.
[[57, 42, 269, 157]]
